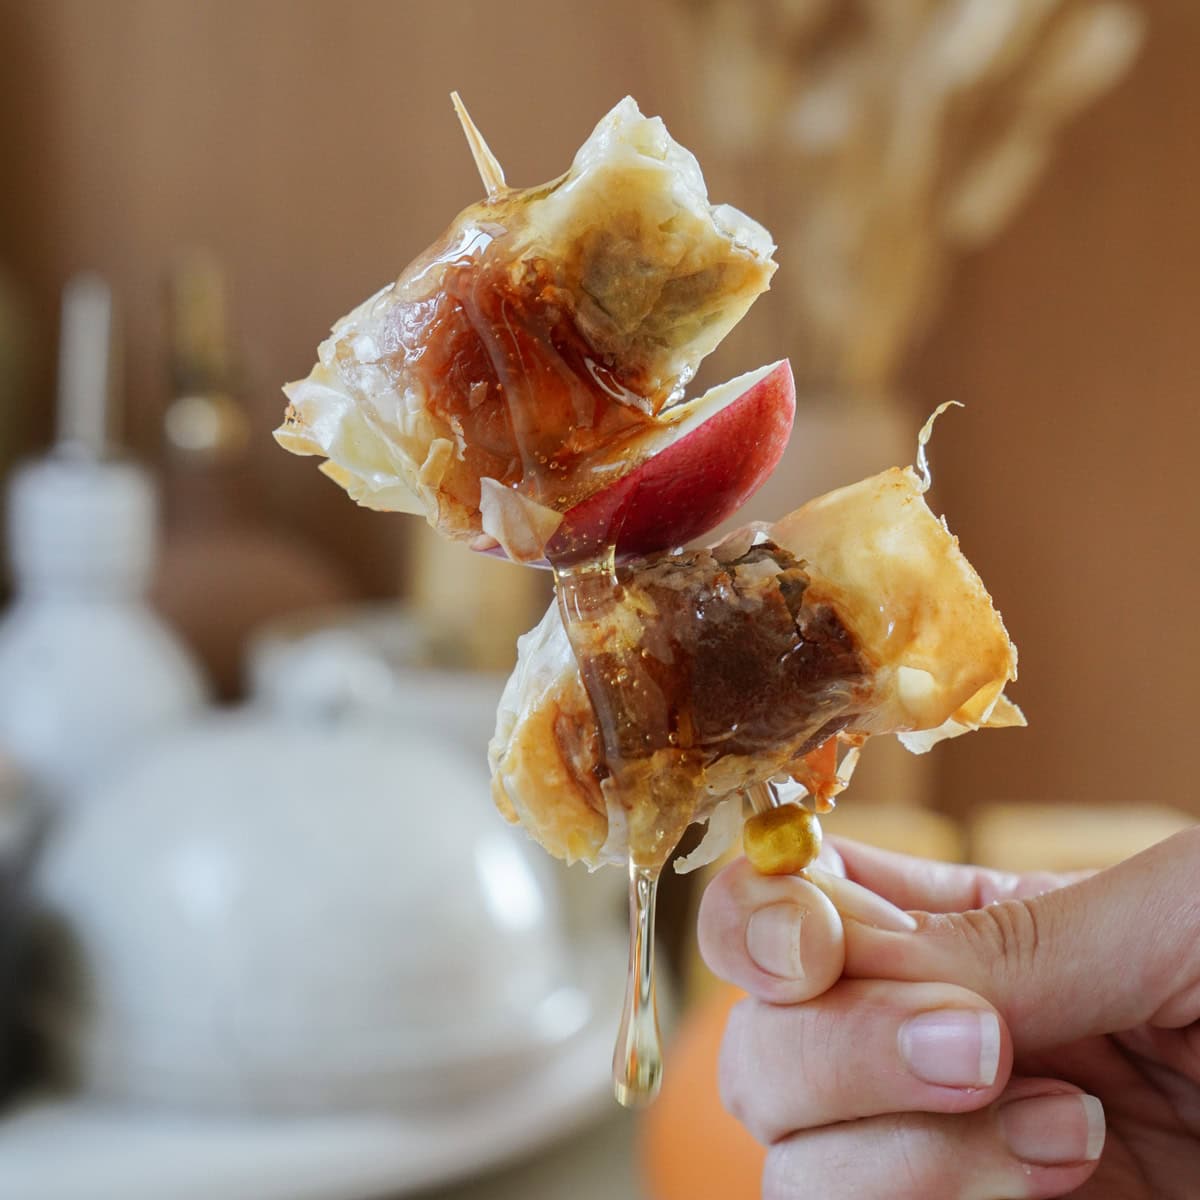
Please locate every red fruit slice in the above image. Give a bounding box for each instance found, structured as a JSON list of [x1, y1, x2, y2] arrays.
[[545, 360, 795, 564]]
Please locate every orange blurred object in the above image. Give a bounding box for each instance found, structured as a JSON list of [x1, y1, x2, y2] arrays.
[[640, 984, 764, 1200]]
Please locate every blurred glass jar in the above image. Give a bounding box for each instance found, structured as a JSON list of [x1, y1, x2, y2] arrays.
[[150, 252, 354, 701]]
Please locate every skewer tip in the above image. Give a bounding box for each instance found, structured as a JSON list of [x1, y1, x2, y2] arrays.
[[450, 91, 507, 199]]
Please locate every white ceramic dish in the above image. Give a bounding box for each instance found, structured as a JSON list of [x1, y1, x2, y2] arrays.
[[0, 931, 630, 1200], [35, 711, 579, 1111]]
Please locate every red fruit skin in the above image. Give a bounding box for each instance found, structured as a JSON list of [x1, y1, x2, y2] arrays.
[[546, 360, 795, 564]]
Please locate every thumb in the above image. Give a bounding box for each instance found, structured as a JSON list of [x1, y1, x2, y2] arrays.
[[839, 827, 1200, 1050]]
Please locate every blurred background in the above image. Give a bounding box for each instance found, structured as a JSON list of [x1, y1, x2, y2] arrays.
[[0, 1, 1196, 1198]]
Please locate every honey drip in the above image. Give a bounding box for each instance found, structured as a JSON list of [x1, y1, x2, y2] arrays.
[[551, 535, 862, 1101], [554, 550, 667, 1105], [612, 858, 663, 1106]]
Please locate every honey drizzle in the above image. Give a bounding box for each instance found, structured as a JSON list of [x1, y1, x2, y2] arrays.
[[612, 859, 663, 1106], [553, 550, 665, 1105], [434, 109, 784, 1104]]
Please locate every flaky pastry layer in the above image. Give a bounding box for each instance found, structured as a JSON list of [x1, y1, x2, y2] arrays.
[[275, 99, 775, 555], [489, 466, 1022, 870]]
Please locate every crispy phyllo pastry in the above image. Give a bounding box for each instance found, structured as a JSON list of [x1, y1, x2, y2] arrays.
[[275, 98, 791, 563], [489, 461, 1023, 872], [276, 93, 1027, 1105]]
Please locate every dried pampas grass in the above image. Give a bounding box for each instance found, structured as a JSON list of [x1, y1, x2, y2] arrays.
[[669, 0, 1144, 394]]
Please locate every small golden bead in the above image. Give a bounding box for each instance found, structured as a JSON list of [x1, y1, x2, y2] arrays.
[[743, 805, 822, 876]]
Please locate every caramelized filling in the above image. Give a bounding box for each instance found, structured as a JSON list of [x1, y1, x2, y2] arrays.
[[556, 541, 869, 867], [368, 202, 841, 870], [378, 210, 674, 512]]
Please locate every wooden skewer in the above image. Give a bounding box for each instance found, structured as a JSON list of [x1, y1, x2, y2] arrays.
[[746, 779, 784, 814], [450, 91, 507, 198]]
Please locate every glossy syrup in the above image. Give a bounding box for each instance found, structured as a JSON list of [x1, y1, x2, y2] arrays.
[[395, 128, 809, 1104], [553, 551, 666, 1106], [410, 190, 682, 1105], [393, 208, 671, 521], [612, 859, 663, 1106]]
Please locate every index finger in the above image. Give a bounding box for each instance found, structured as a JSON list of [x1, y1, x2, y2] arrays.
[[832, 837, 1085, 914]]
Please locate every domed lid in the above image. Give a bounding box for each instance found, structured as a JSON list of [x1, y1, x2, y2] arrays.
[[37, 711, 578, 1109]]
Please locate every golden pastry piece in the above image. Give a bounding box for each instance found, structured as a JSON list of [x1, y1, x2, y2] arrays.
[[275, 98, 777, 561], [490, 461, 1022, 872]]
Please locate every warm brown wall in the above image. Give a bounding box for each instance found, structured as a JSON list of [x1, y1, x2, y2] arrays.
[[0, 0, 679, 593], [0, 1, 1196, 816], [907, 0, 1200, 817]]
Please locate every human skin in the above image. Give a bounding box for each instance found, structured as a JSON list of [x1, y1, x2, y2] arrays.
[[697, 828, 1200, 1199]]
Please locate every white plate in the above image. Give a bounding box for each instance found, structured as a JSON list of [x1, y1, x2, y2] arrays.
[[0, 934, 635, 1200]]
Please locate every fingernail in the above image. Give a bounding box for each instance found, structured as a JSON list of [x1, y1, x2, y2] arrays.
[[746, 903, 804, 979], [898, 1009, 1000, 1088], [805, 868, 918, 931], [999, 1094, 1106, 1165]]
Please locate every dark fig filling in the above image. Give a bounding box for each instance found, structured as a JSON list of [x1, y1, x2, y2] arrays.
[[557, 541, 870, 865]]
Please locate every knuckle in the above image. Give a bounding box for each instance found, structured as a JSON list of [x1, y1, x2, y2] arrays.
[[762, 1136, 815, 1200], [718, 999, 797, 1144], [717, 999, 759, 1131], [763, 1118, 948, 1200], [890, 1119, 942, 1198], [954, 898, 1042, 980], [1016, 870, 1066, 898]]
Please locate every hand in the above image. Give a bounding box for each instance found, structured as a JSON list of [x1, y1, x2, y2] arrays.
[[698, 827, 1200, 1199]]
